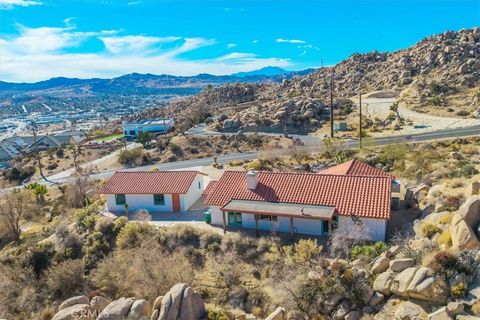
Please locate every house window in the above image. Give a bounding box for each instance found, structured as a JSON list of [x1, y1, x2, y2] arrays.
[[115, 194, 126, 205], [198, 181, 201, 189], [153, 194, 165, 206], [228, 212, 242, 225], [129, 130, 135, 136], [257, 214, 277, 222]]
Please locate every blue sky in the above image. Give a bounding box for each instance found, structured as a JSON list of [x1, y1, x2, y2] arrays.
[[0, 0, 478, 82]]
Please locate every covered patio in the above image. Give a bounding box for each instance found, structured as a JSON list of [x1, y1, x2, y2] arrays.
[[219, 199, 336, 241]]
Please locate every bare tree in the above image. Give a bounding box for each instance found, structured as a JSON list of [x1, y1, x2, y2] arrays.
[[66, 166, 96, 208], [133, 209, 152, 222], [329, 218, 370, 258], [0, 188, 35, 240]]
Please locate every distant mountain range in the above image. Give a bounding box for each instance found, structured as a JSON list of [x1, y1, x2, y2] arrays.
[[0, 67, 315, 96]]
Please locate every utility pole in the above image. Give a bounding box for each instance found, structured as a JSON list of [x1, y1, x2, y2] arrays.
[[359, 91, 363, 149], [330, 68, 335, 138]]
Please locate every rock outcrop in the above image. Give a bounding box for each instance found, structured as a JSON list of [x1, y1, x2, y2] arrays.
[[155, 283, 205, 320]]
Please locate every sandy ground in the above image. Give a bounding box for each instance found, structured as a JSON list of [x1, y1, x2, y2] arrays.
[[357, 97, 480, 136]]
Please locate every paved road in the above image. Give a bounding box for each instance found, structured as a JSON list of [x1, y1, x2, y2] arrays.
[[43, 124, 480, 185]]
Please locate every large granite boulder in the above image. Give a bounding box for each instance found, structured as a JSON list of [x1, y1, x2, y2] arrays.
[[389, 258, 414, 272], [52, 304, 93, 320], [394, 301, 427, 320], [90, 296, 111, 314], [391, 267, 448, 304], [264, 307, 286, 320], [127, 299, 152, 319], [58, 295, 90, 311], [157, 283, 205, 320], [459, 196, 480, 227], [371, 256, 390, 274], [450, 213, 480, 251], [373, 271, 394, 296], [97, 297, 135, 320]]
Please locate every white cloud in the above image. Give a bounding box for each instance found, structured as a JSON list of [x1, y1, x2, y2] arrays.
[[252, 40, 259, 44], [227, 43, 237, 48], [276, 38, 306, 44], [0, 0, 42, 9], [101, 35, 180, 55], [0, 24, 290, 82]]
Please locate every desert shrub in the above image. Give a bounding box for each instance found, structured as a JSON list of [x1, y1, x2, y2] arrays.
[[169, 143, 183, 156], [456, 250, 479, 277], [93, 240, 193, 300], [46, 162, 59, 170], [429, 251, 458, 278], [450, 282, 467, 298], [330, 222, 370, 258], [460, 144, 478, 155], [243, 159, 272, 171], [350, 241, 387, 260], [438, 213, 453, 225], [55, 148, 65, 158], [200, 231, 223, 250], [39, 306, 56, 320], [164, 225, 201, 249], [115, 222, 157, 250], [207, 308, 234, 320], [442, 195, 462, 212], [289, 239, 323, 264], [458, 163, 478, 177], [436, 230, 452, 247], [83, 231, 111, 267], [30, 245, 54, 278], [74, 205, 99, 231], [118, 147, 150, 168], [420, 221, 441, 238], [46, 259, 85, 298], [3, 165, 36, 181]]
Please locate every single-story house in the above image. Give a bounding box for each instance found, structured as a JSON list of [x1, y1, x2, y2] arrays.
[[99, 170, 209, 214], [204, 161, 397, 241]]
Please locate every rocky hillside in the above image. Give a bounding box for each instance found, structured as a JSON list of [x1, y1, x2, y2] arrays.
[[134, 28, 479, 134]]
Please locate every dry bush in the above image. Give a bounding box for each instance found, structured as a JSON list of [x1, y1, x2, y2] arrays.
[[46, 259, 86, 298], [436, 230, 452, 247], [419, 221, 441, 238], [93, 239, 193, 300]]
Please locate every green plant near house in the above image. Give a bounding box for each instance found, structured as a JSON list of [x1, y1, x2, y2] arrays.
[[350, 241, 387, 260], [24, 183, 48, 202]]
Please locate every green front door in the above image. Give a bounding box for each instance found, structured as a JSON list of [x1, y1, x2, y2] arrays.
[[228, 212, 242, 226]]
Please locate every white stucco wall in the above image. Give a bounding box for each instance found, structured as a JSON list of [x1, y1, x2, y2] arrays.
[[106, 193, 173, 213], [183, 175, 209, 211], [338, 216, 387, 242]]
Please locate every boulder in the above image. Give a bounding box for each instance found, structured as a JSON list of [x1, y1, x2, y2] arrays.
[[153, 296, 164, 311], [90, 296, 111, 314], [385, 245, 402, 258], [52, 304, 93, 320], [360, 284, 374, 304], [470, 182, 480, 196], [394, 301, 427, 320], [446, 302, 464, 316], [345, 310, 361, 320], [286, 310, 304, 320], [391, 267, 418, 294], [428, 307, 451, 320], [158, 283, 205, 320], [458, 196, 480, 227], [128, 299, 152, 319], [389, 258, 415, 272], [371, 257, 390, 274], [97, 297, 135, 320], [391, 267, 448, 304], [369, 292, 385, 307], [264, 307, 285, 320], [450, 213, 480, 251], [332, 300, 351, 319], [373, 271, 394, 295], [151, 309, 159, 320], [58, 296, 90, 311]]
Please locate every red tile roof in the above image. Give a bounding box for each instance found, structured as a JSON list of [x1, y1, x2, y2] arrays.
[[203, 180, 218, 196], [204, 171, 392, 219], [320, 159, 395, 178], [98, 171, 205, 195]]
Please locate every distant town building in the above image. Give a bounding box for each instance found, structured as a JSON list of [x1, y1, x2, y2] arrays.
[[122, 118, 174, 139]]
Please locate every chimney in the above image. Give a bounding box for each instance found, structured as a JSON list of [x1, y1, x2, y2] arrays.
[[246, 170, 258, 190]]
